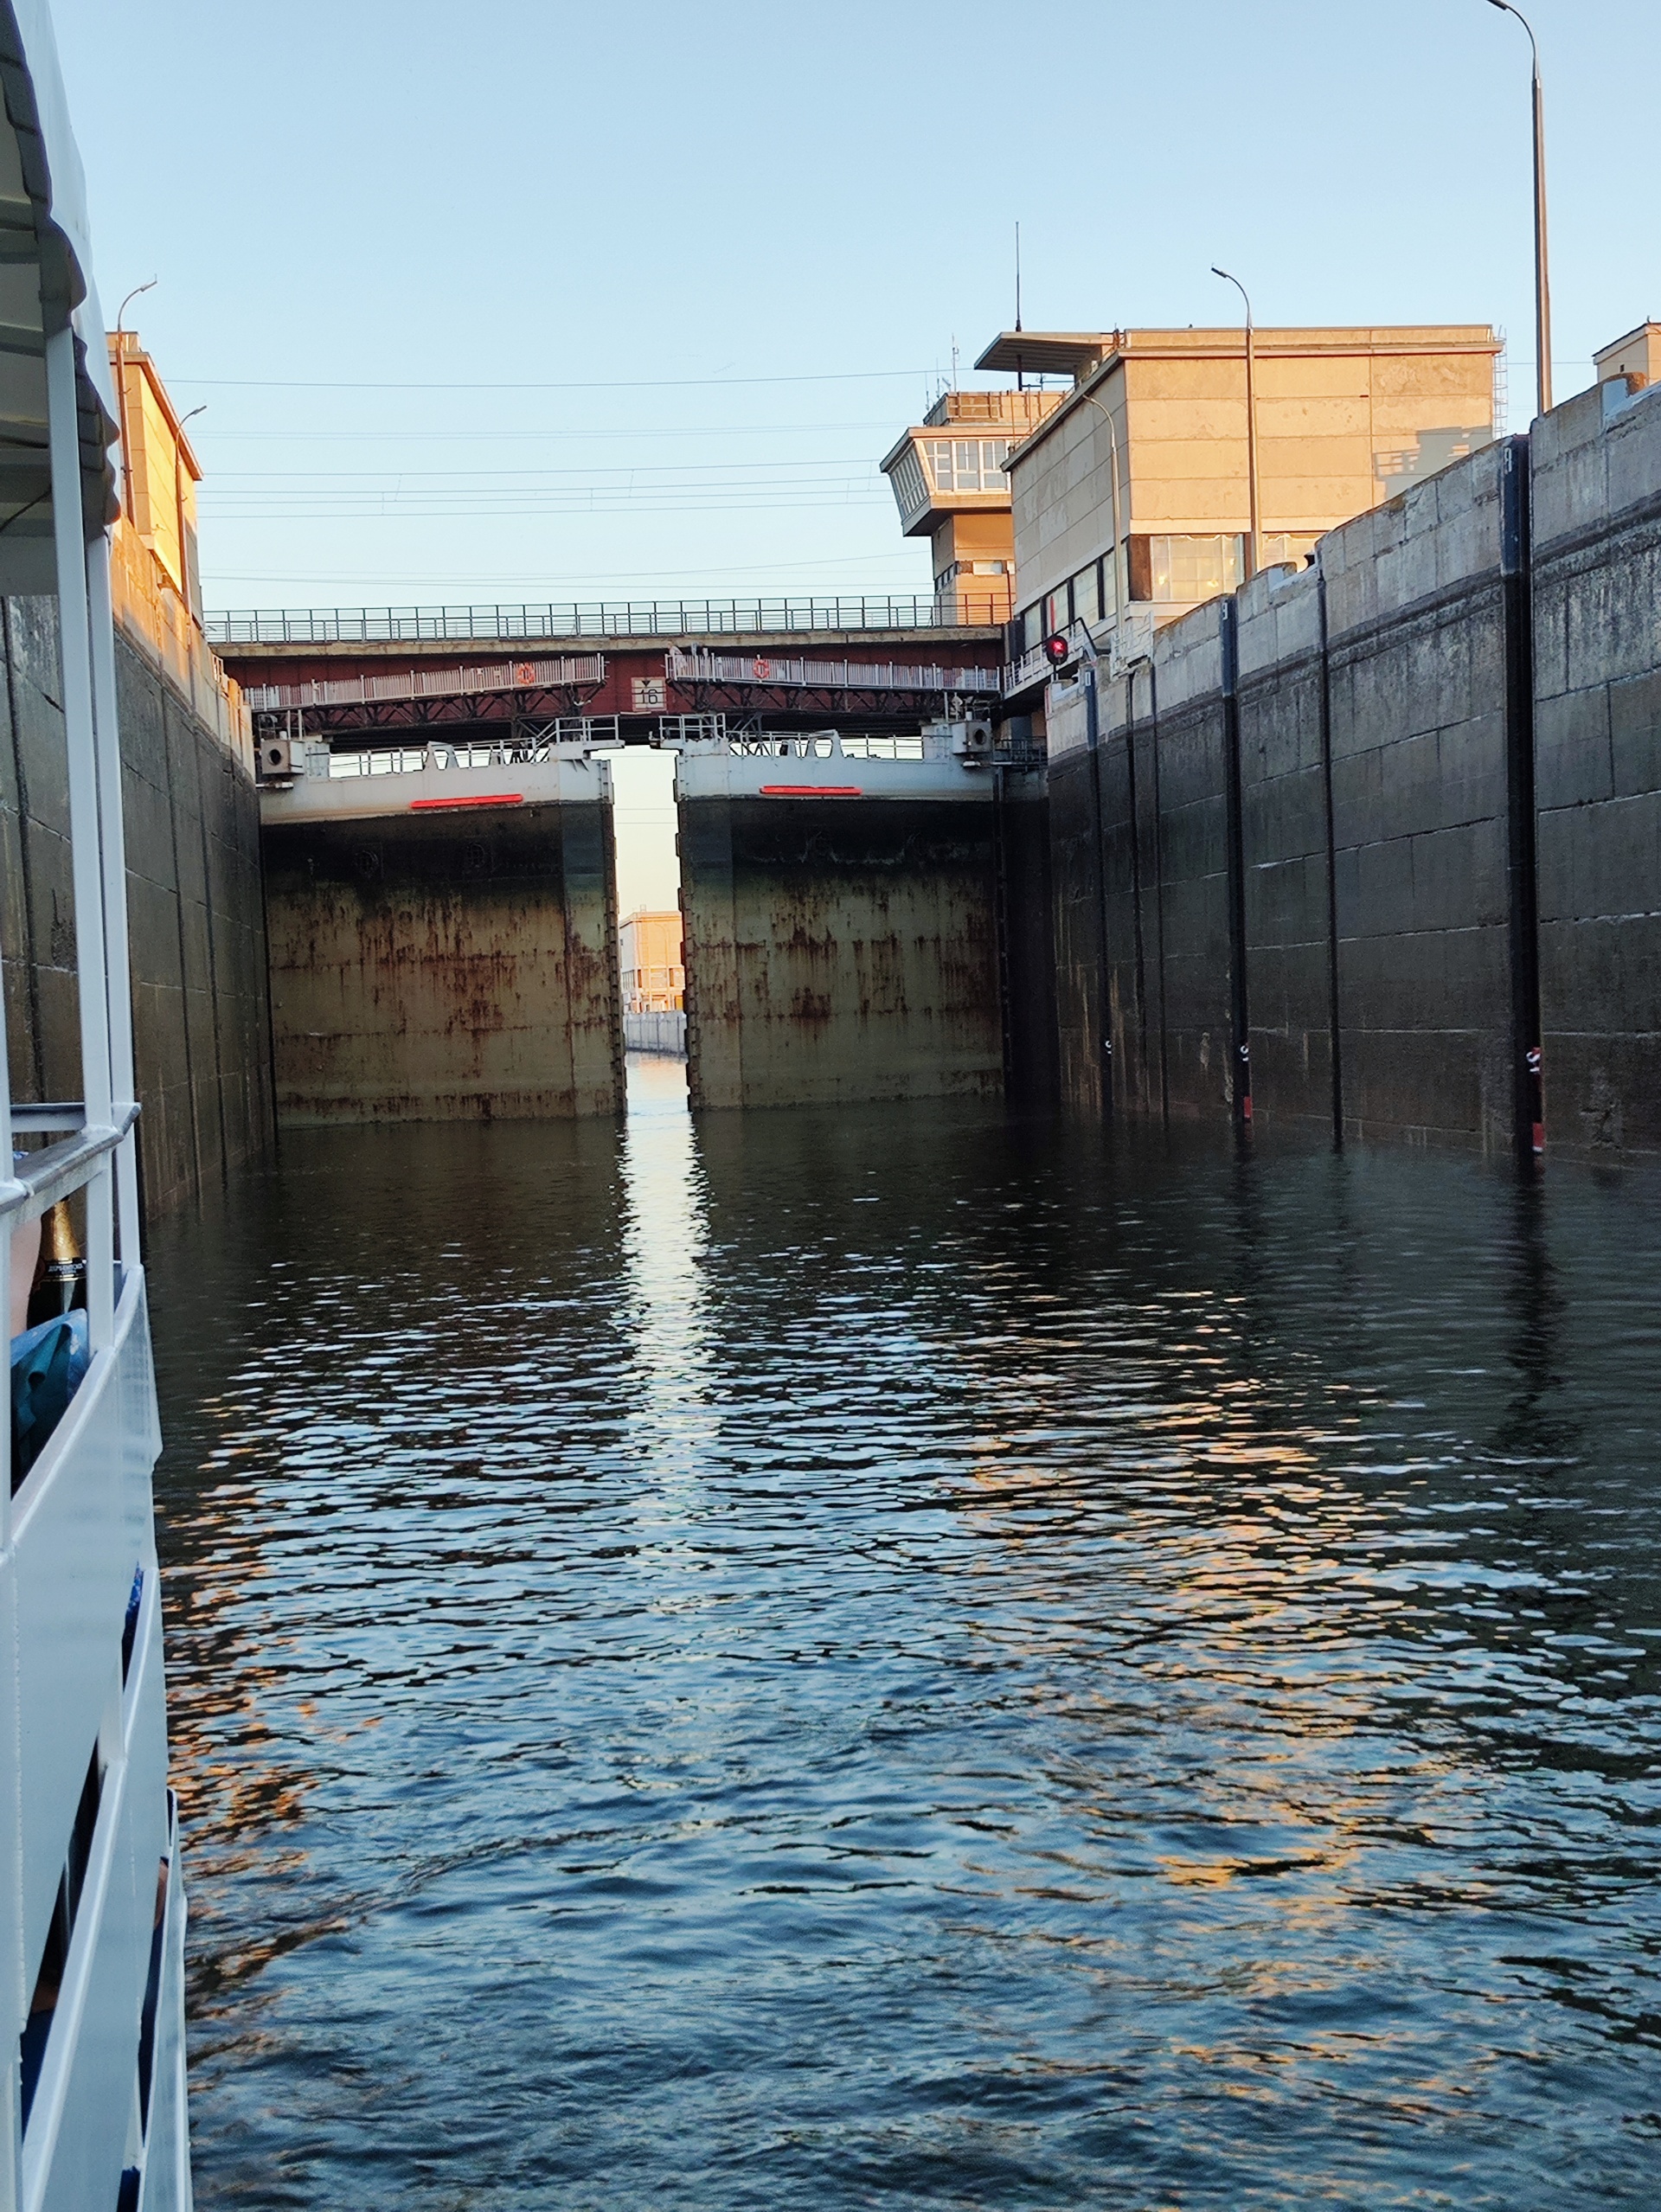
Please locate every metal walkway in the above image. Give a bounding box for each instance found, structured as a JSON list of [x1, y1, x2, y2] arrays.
[[208, 591, 1011, 646]]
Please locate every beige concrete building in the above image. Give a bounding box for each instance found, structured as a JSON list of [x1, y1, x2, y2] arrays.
[[881, 388, 1061, 621], [619, 908, 684, 1013], [106, 329, 251, 766], [1595, 323, 1661, 390], [111, 330, 204, 619], [978, 325, 1500, 684]]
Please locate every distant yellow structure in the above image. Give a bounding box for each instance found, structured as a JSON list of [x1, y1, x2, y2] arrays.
[[106, 330, 248, 762], [619, 908, 684, 1013]]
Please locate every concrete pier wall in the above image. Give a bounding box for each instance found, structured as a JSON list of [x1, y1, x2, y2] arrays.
[[1530, 379, 1661, 1154], [0, 597, 274, 1220], [678, 759, 1003, 1109], [261, 785, 624, 1123], [1051, 376, 1661, 1159]]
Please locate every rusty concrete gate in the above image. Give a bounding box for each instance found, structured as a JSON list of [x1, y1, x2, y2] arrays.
[[260, 752, 624, 1122], [676, 747, 1016, 1111], [256, 733, 1056, 1126]]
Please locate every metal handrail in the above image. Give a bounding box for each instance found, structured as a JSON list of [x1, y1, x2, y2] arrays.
[[205, 594, 1013, 645], [665, 645, 1001, 695], [0, 1101, 140, 1227], [244, 653, 606, 713]]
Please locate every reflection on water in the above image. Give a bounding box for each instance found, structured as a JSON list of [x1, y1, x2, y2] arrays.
[[146, 1064, 1661, 2208]]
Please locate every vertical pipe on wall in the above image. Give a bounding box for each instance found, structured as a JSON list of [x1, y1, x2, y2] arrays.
[[1500, 433, 1544, 1159], [1143, 658, 1169, 1125], [1123, 658, 1150, 1114], [1097, 665, 1130, 1116], [1315, 558, 1344, 1147], [1082, 672, 1113, 1115], [1219, 599, 1253, 1130]]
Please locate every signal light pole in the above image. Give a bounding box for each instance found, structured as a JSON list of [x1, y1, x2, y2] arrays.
[[1486, 0, 1553, 420]]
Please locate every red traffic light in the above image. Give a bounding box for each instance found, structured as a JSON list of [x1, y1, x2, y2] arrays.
[[1042, 632, 1071, 667]]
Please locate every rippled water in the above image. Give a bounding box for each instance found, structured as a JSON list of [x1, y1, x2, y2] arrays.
[[144, 1058, 1661, 2208]]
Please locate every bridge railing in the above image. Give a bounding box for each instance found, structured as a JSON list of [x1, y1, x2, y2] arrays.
[[205, 594, 1012, 646], [665, 646, 1001, 695]]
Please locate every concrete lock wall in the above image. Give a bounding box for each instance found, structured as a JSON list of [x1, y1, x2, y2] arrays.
[[0, 597, 274, 1220], [1531, 379, 1661, 1154], [261, 788, 625, 1124], [1051, 377, 1661, 1160], [677, 757, 1011, 1110]]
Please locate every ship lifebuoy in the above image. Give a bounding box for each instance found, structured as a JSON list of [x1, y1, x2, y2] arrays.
[[513, 661, 535, 685], [752, 657, 772, 681]]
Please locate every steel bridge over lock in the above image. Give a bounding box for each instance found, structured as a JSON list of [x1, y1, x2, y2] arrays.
[[229, 594, 1057, 1129], [209, 594, 1010, 752]]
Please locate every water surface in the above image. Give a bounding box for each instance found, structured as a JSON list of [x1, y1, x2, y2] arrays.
[[147, 1061, 1661, 2207]]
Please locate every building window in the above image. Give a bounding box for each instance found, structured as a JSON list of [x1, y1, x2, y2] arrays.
[[1145, 534, 1247, 604], [887, 443, 927, 523], [925, 438, 1012, 493], [1073, 563, 1100, 625], [1257, 534, 1315, 571]]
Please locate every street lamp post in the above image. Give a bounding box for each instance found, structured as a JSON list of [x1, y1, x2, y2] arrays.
[[1212, 267, 1260, 581], [112, 280, 157, 527], [1487, 0, 1553, 418]]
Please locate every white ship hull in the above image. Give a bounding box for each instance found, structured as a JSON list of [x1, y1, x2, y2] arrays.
[[0, 3, 195, 2203]]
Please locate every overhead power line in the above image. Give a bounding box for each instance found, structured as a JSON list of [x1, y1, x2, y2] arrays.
[[195, 420, 896, 444], [173, 367, 930, 393], [203, 458, 885, 482]]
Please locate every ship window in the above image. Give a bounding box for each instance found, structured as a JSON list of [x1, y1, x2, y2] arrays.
[[20, 1746, 104, 2132]]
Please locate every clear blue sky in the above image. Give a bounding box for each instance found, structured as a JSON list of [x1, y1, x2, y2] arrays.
[[52, 0, 1655, 614]]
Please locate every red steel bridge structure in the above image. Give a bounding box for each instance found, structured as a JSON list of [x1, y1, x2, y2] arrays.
[[208, 596, 1010, 744]]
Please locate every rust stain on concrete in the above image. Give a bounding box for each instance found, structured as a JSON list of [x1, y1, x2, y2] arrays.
[[262, 802, 624, 1125], [680, 793, 1001, 1109]]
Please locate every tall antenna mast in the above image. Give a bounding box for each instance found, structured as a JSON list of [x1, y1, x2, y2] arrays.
[[1014, 220, 1023, 391]]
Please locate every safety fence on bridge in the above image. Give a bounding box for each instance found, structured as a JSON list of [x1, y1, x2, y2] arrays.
[[241, 655, 606, 713], [665, 647, 1001, 696], [205, 594, 1011, 646]]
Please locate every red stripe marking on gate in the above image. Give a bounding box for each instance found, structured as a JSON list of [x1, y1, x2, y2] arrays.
[[408, 793, 524, 811], [757, 784, 863, 798]]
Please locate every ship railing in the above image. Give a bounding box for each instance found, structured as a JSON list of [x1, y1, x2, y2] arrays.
[[0, 266, 180, 2212]]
